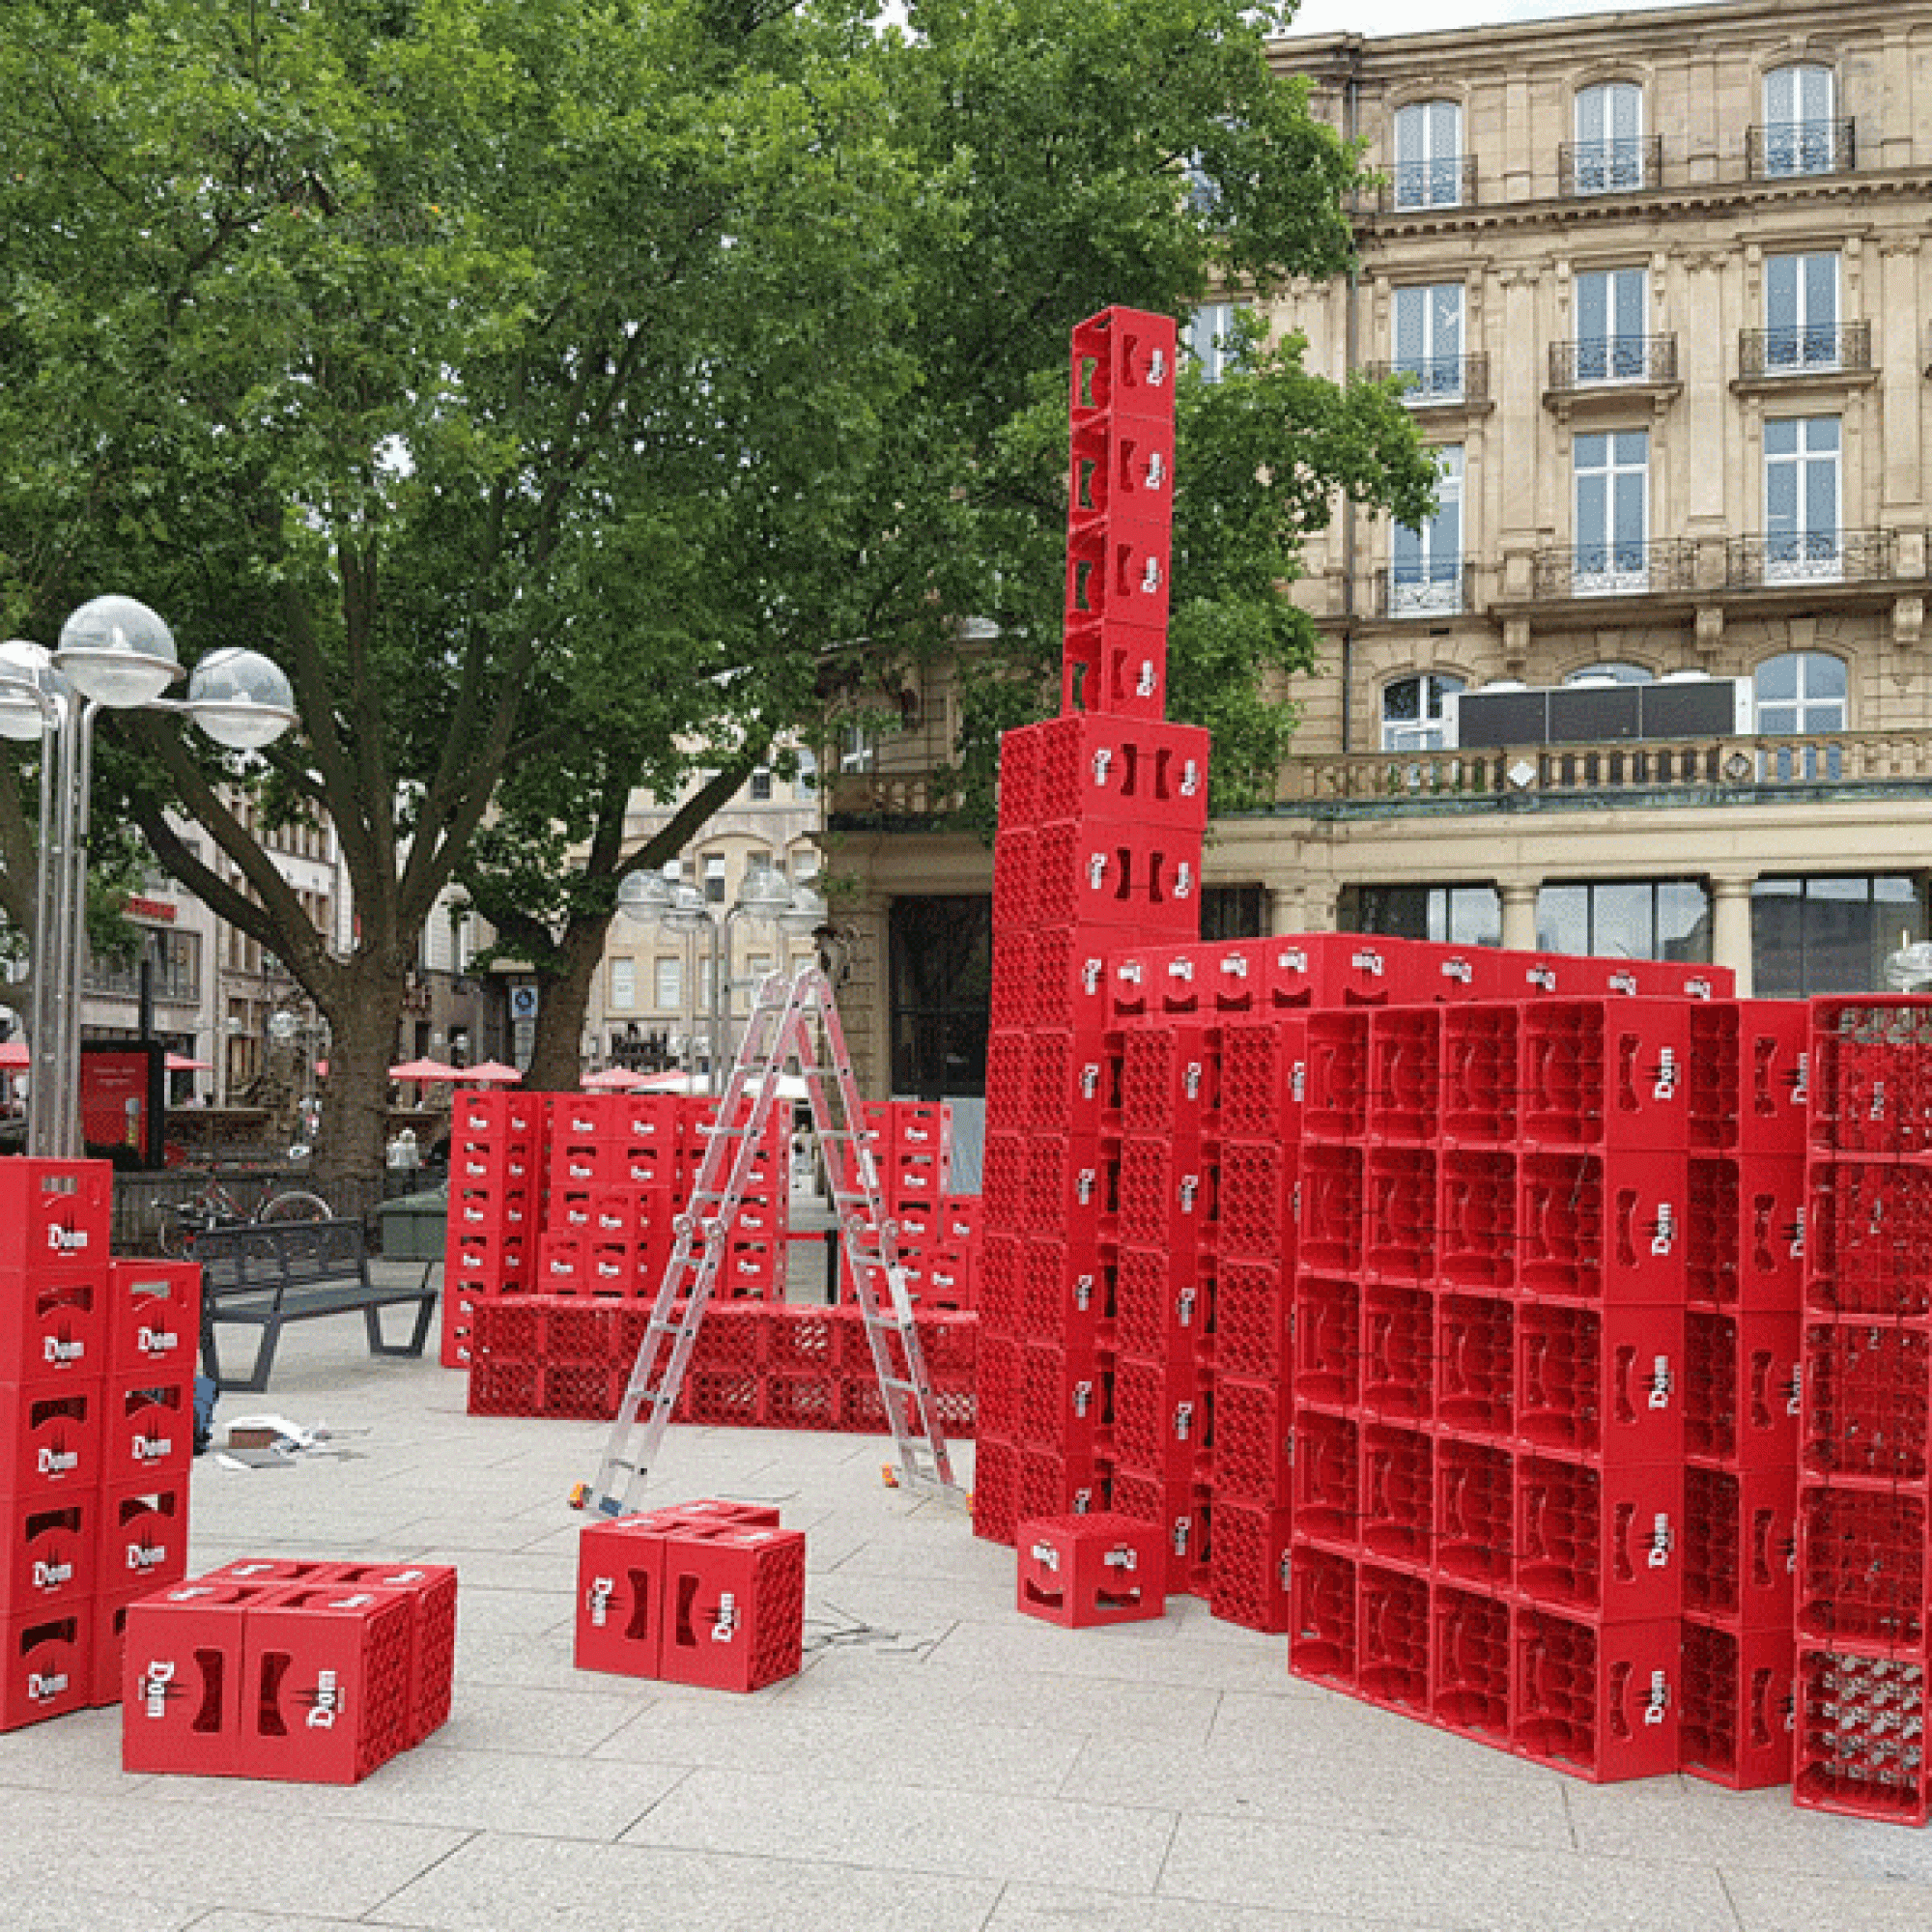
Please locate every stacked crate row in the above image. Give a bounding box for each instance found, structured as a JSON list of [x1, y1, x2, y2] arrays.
[[442, 1090, 545, 1363], [975, 304, 1210, 1548], [124, 1556, 456, 1783], [467, 1297, 978, 1434], [838, 1101, 975, 1308], [1797, 997, 1932, 1825], [0, 1161, 197, 1729]]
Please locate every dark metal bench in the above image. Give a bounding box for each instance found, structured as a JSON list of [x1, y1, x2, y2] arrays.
[[196, 1219, 439, 1393]]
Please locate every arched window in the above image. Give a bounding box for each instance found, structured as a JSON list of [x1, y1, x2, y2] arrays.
[[1391, 100, 1463, 210], [1755, 650, 1846, 781], [1574, 81, 1646, 193], [1763, 64, 1836, 177], [1382, 672, 1465, 752]]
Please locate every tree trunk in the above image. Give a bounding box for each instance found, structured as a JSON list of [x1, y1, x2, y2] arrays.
[[522, 915, 611, 1092], [309, 961, 409, 1199]]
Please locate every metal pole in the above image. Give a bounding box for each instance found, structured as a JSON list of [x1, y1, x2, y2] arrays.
[[30, 692, 91, 1159], [19, 684, 64, 1157]]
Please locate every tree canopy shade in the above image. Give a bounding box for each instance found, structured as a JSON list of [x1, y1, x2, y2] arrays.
[[0, 0, 1434, 1175], [0, 0, 919, 1178]]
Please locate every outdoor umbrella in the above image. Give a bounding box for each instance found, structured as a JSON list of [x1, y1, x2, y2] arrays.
[[456, 1060, 523, 1084], [387, 1057, 459, 1083], [164, 1053, 213, 1071], [0, 1040, 26, 1069], [582, 1067, 648, 1091]]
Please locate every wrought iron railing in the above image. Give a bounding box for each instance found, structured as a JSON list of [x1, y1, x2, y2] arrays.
[[1547, 334, 1678, 390], [1747, 118, 1856, 180], [1273, 729, 1932, 810], [1363, 354, 1491, 408], [1380, 156, 1478, 213], [1376, 560, 1473, 620], [1727, 527, 1899, 589], [1531, 539, 1698, 601], [1738, 320, 1872, 379], [1558, 135, 1662, 197]]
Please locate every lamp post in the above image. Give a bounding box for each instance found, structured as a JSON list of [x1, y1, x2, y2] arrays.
[[0, 597, 297, 1159], [616, 859, 826, 1094]]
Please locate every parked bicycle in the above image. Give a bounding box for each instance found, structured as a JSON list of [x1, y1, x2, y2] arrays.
[[156, 1172, 333, 1258]]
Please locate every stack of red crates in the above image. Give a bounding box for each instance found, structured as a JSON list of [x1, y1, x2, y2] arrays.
[[1794, 997, 1932, 1825], [0, 1161, 196, 1729], [1679, 1000, 1806, 1790], [838, 1099, 964, 1307], [977, 304, 1210, 1548], [442, 1090, 545, 1363]]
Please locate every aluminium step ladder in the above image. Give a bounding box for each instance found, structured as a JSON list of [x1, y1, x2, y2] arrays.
[[575, 964, 963, 1519]]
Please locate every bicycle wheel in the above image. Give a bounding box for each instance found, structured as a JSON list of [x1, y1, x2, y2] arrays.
[[259, 1189, 331, 1226], [156, 1213, 194, 1260]]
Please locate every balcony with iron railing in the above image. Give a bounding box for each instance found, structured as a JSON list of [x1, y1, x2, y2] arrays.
[[1376, 560, 1474, 621], [1548, 334, 1678, 392], [1746, 118, 1857, 181], [1738, 320, 1873, 381], [1363, 354, 1491, 410], [1727, 527, 1900, 590], [1558, 136, 1662, 198], [1379, 156, 1478, 213], [1531, 539, 1698, 602]]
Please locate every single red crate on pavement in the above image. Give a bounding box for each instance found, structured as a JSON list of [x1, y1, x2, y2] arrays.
[[1016, 1512, 1166, 1628], [122, 1580, 286, 1776], [657, 1524, 806, 1693], [327, 1563, 458, 1746]]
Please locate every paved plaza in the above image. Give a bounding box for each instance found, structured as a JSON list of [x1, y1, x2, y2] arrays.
[[3, 1272, 1932, 1932]]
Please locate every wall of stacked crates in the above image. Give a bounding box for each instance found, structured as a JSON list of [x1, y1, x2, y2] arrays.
[[1, 1160, 197, 1731], [975, 302, 1932, 1823], [444, 1088, 980, 1432]]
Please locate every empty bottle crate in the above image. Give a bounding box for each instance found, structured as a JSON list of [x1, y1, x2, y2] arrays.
[[1356, 1563, 1432, 1717], [1438, 1149, 1518, 1292], [1802, 1319, 1929, 1484], [1302, 1010, 1371, 1140], [1516, 1301, 1684, 1466], [1682, 1463, 1797, 1630], [1365, 1147, 1437, 1283], [1359, 1422, 1434, 1569], [1804, 1160, 1932, 1320], [1436, 1293, 1514, 1437], [1293, 1408, 1359, 1550], [1684, 1308, 1801, 1468], [1292, 1273, 1359, 1410], [1679, 1617, 1795, 1791], [1519, 999, 1690, 1151], [1435, 1435, 1514, 1589], [1289, 1545, 1356, 1689], [1794, 1647, 1929, 1825], [1442, 1006, 1520, 1146], [1432, 1584, 1514, 1747], [1116, 1024, 1219, 1135], [1368, 1008, 1441, 1143], [1208, 1502, 1291, 1634], [1796, 1488, 1927, 1651], [1218, 1016, 1307, 1139], [1515, 1455, 1682, 1620], [1360, 1283, 1435, 1424], [1016, 1511, 1166, 1628], [1512, 1607, 1680, 1783]]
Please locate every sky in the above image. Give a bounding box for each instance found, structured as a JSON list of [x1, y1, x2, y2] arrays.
[[1282, 0, 1702, 36]]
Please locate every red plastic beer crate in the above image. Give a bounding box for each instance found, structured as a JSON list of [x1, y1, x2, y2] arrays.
[[1212, 1375, 1291, 1508], [1803, 1318, 1928, 1483], [1361, 1283, 1434, 1423], [1432, 1583, 1512, 1747], [655, 1523, 806, 1693], [0, 1606, 90, 1731], [1289, 1545, 1356, 1689], [1208, 1502, 1292, 1634], [1683, 1463, 1797, 1630], [1217, 1257, 1287, 1380], [1019, 1236, 1113, 1346], [0, 1160, 111, 1275], [0, 1270, 103, 1382], [1105, 1469, 1204, 1596], [1296, 1143, 1364, 1275], [1218, 1017, 1304, 1139], [242, 1584, 416, 1782], [1060, 615, 1168, 719], [102, 1378, 194, 1485], [1359, 1422, 1434, 1569], [1515, 1454, 1682, 1620], [452, 1139, 535, 1189], [1111, 1245, 1195, 1359], [0, 1380, 102, 1501], [1025, 1030, 1114, 1137], [973, 1437, 1020, 1546], [1686, 1154, 1804, 1311], [1796, 1488, 1927, 1650], [453, 1089, 542, 1141], [1519, 1150, 1689, 1305], [98, 1479, 188, 1596], [1442, 1005, 1520, 1145], [1069, 409, 1174, 540], [1804, 1159, 1932, 1319], [1794, 1647, 1930, 1824], [1070, 305, 1178, 424], [1033, 819, 1198, 937], [1114, 1136, 1212, 1252], [1016, 1512, 1166, 1628], [1116, 1025, 1218, 1136], [1293, 1408, 1359, 1550], [1683, 1308, 1800, 1468], [1302, 1009, 1370, 1139], [576, 1511, 688, 1679], [121, 1580, 286, 1774], [1356, 1562, 1431, 1718], [1028, 928, 1118, 1033], [1512, 1606, 1679, 1782], [1519, 999, 1691, 1150], [1368, 1008, 1441, 1143], [1435, 1435, 1514, 1589], [324, 1562, 457, 1747], [1515, 1301, 1685, 1466], [1439, 1150, 1517, 1292], [1366, 1147, 1436, 1283], [0, 1493, 95, 1618], [1679, 1617, 1795, 1791], [1017, 1447, 1109, 1525], [1292, 1272, 1357, 1409], [107, 1260, 200, 1378], [1436, 1292, 1514, 1436], [1217, 1139, 1291, 1262]]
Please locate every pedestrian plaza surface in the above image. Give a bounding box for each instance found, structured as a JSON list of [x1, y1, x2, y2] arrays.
[[5, 1268, 1932, 1932]]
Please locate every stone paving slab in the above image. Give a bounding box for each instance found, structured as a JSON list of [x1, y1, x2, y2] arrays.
[[0, 1286, 1922, 1931]]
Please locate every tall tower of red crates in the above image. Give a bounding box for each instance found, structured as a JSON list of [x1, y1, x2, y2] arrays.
[[977, 307, 1211, 1544]]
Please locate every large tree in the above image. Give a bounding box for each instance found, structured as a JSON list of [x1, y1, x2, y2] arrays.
[[462, 0, 1436, 1076], [0, 0, 916, 1180]]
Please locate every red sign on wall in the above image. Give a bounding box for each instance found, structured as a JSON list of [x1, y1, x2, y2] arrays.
[[124, 896, 178, 923]]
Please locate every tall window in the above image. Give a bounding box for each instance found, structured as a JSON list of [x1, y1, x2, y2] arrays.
[[1755, 649, 1846, 781], [750, 768, 773, 802], [1393, 284, 1464, 404], [654, 957, 683, 1010], [1764, 65, 1835, 178], [1392, 100, 1463, 210], [889, 896, 993, 1097], [1766, 251, 1839, 371], [1574, 429, 1649, 592], [609, 958, 636, 1011], [1183, 303, 1234, 383], [1753, 875, 1923, 998], [1381, 672, 1465, 753], [1765, 416, 1840, 581], [703, 853, 727, 904], [1576, 267, 1646, 383], [1575, 82, 1645, 193], [1342, 884, 1500, 948], [1390, 445, 1463, 616], [1538, 879, 1711, 962]]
